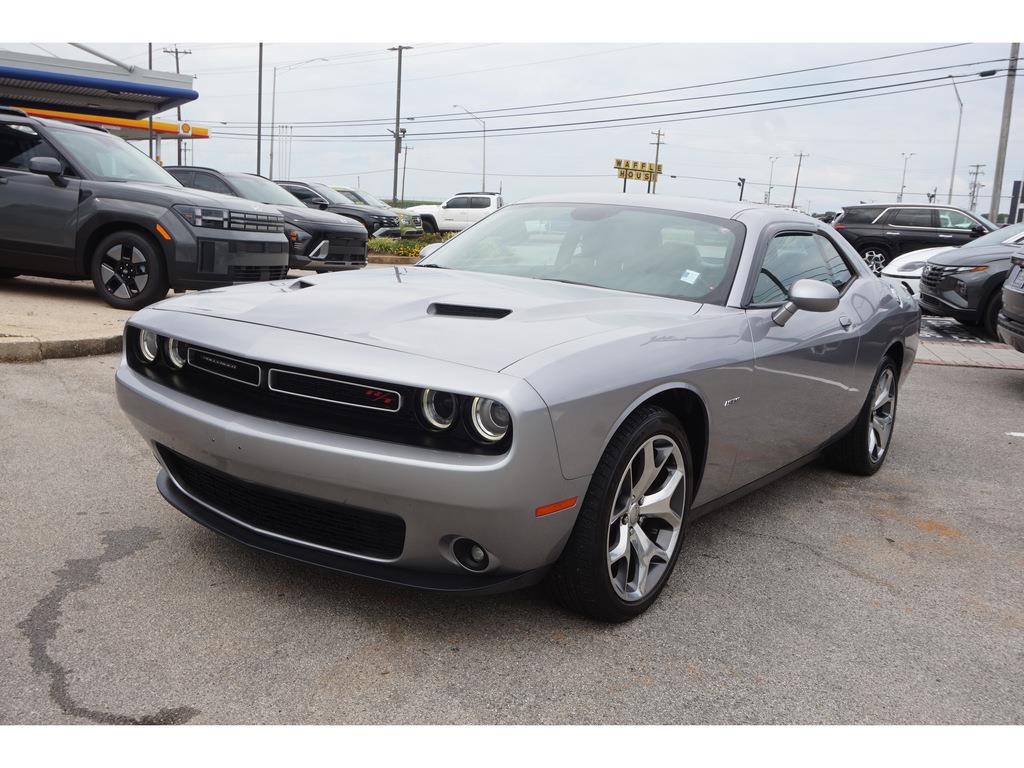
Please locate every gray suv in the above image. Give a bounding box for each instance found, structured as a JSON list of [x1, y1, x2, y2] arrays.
[[0, 108, 288, 310]]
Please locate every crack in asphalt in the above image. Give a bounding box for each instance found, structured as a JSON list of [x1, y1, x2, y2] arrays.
[[16, 526, 200, 725]]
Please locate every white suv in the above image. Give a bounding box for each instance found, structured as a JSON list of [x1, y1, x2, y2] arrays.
[[408, 192, 503, 233]]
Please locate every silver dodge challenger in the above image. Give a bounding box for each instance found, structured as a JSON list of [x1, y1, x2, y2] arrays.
[[116, 194, 920, 621]]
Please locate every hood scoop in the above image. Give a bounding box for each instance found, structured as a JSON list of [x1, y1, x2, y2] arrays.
[[427, 302, 511, 319]]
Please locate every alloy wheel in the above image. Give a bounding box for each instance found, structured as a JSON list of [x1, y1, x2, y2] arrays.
[[868, 368, 896, 463], [606, 435, 685, 602], [862, 250, 887, 275], [99, 243, 150, 300]]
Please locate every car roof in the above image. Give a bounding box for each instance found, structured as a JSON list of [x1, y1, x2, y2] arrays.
[[843, 202, 973, 210], [516, 193, 807, 222]]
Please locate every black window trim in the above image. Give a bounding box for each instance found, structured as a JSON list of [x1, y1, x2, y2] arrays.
[[0, 121, 81, 178], [742, 225, 858, 309]]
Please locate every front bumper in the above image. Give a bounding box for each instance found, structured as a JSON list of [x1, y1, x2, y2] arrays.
[[371, 226, 402, 238], [115, 347, 587, 592], [997, 311, 1024, 353], [918, 291, 978, 324]]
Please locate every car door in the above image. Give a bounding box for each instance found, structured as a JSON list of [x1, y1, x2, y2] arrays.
[[0, 123, 80, 274], [733, 228, 863, 486], [438, 196, 469, 229], [934, 208, 988, 248], [467, 196, 495, 225], [880, 207, 939, 255]]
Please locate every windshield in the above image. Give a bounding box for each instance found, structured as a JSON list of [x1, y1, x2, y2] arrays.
[[418, 203, 745, 304], [336, 189, 365, 204], [962, 221, 1024, 248], [51, 128, 180, 185], [355, 190, 390, 208], [310, 182, 350, 205], [229, 174, 303, 206]]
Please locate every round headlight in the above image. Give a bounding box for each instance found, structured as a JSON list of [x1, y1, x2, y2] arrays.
[[421, 389, 457, 430], [139, 329, 159, 363], [470, 397, 510, 443], [166, 338, 186, 369]]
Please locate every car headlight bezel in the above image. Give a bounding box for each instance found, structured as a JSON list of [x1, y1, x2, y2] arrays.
[[139, 329, 160, 363], [172, 204, 229, 229], [166, 337, 187, 369], [420, 388, 458, 431], [469, 397, 511, 443]]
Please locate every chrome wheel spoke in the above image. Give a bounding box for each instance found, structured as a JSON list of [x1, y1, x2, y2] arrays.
[[867, 369, 896, 462], [639, 469, 683, 525]]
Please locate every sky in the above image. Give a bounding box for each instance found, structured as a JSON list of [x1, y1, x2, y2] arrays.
[[2, 41, 1021, 215]]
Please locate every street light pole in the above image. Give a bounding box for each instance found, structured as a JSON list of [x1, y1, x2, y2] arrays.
[[898, 152, 915, 203], [390, 45, 412, 204], [256, 43, 263, 176], [454, 104, 486, 191], [270, 57, 327, 179], [766, 155, 781, 204], [989, 42, 1019, 222], [947, 78, 964, 204], [791, 153, 808, 208], [401, 145, 413, 203]]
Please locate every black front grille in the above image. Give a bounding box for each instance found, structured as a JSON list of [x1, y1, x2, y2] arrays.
[[325, 236, 367, 263], [921, 264, 959, 291], [230, 265, 290, 282], [160, 446, 405, 560]]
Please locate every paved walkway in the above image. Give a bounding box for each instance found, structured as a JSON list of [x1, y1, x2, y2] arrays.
[[916, 340, 1024, 370]]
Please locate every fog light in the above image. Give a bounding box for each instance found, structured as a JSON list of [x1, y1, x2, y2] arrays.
[[139, 329, 159, 363], [453, 538, 489, 572]]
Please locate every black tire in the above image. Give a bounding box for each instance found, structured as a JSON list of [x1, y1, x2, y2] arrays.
[[827, 356, 899, 476], [547, 405, 693, 622], [982, 291, 1003, 339], [90, 230, 168, 310], [858, 245, 890, 276], [421, 217, 438, 234], [0, 270, 19, 279]]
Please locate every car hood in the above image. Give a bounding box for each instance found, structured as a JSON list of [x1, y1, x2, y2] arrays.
[[882, 246, 954, 275], [928, 244, 1016, 268], [276, 204, 364, 232], [151, 267, 701, 371], [87, 181, 281, 214]]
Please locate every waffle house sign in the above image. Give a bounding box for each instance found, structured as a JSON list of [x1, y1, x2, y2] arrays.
[[615, 158, 663, 181]]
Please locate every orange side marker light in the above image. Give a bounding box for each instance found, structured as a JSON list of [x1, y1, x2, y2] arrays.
[[535, 497, 578, 517], [155, 224, 172, 241]]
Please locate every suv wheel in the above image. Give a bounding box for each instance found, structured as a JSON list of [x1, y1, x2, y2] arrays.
[[982, 291, 1003, 339], [90, 231, 169, 310], [547, 405, 692, 622], [858, 246, 889, 275]]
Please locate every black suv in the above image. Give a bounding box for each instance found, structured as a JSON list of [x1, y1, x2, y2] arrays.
[[0, 108, 288, 310], [166, 167, 367, 272], [832, 203, 996, 275], [274, 180, 401, 237]]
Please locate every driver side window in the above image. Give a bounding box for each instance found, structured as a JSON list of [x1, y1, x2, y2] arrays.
[[750, 233, 835, 306]]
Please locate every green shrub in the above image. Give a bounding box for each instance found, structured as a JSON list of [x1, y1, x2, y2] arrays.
[[368, 233, 453, 260]]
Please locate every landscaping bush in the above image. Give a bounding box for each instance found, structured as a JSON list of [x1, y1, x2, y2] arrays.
[[368, 233, 453, 260]]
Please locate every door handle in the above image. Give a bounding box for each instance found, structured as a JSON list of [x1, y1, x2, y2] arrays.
[[839, 315, 853, 330], [938, 234, 953, 238], [0, 177, 7, 184], [884, 231, 900, 235]]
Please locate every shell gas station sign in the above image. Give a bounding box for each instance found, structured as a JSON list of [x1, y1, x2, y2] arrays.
[[614, 158, 663, 181]]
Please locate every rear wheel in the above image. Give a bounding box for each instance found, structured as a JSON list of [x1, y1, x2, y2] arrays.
[[547, 405, 692, 622], [858, 245, 890, 276], [827, 356, 898, 476], [90, 231, 168, 310]]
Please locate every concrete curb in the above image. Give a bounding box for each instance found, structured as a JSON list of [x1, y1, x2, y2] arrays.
[[0, 334, 122, 363]]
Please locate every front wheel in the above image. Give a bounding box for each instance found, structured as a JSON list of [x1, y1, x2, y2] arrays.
[[547, 405, 692, 622], [90, 231, 169, 310], [421, 217, 438, 234], [827, 357, 898, 476], [982, 291, 1003, 339]]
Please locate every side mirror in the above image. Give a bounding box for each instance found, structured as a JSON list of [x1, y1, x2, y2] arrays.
[[970, 224, 986, 236], [772, 279, 840, 326], [418, 242, 443, 260], [29, 156, 67, 187]]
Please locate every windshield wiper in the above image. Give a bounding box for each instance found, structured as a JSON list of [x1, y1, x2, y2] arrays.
[[539, 277, 589, 287], [417, 263, 447, 269]]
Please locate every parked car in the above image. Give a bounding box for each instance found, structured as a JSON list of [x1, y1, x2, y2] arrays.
[[407, 192, 503, 233], [333, 186, 423, 238], [166, 167, 367, 273], [273, 180, 401, 237], [996, 250, 1024, 353], [918, 222, 1024, 337], [880, 247, 952, 302], [116, 194, 918, 622], [832, 203, 996, 275], [0, 108, 287, 309]]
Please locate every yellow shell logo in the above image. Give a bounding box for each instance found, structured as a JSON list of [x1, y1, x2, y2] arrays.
[[180, 122, 191, 135]]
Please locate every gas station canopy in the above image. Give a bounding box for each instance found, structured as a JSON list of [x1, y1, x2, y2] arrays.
[[0, 49, 197, 119], [18, 107, 209, 141]]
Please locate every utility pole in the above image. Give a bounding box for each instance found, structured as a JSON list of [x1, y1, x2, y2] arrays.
[[649, 129, 665, 194], [454, 105, 486, 190], [766, 155, 781, 204], [401, 145, 413, 203], [737, 177, 746, 201], [389, 45, 412, 204], [791, 153, 808, 208], [947, 77, 964, 204], [968, 164, 986, 211], [898, 152, 915, 203], [256, 43, 264, 176], [147, 43, 153, 159], [989, 42, 1019, 222], [163, 45, 192, 165]]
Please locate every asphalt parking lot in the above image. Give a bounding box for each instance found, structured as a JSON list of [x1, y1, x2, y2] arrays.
[[1, 354, 1021, 725]]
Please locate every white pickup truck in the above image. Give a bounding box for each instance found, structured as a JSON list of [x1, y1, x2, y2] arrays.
[[407, 192, 504, 233]]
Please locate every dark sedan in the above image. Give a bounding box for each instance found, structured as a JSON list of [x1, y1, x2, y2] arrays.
[[167, 167, 367, 273], [918, 222, 1024, 337]]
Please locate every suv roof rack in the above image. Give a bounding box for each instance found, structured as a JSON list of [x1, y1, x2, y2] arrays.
[[456, 191, 499, 195], [0, 106, 29, 117]]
